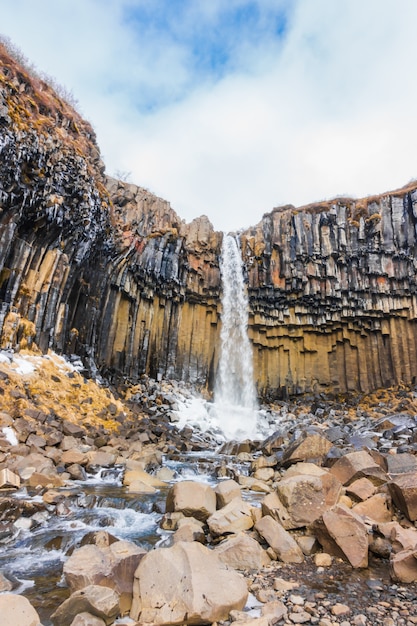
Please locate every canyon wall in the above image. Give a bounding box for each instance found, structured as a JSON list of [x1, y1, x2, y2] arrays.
[[1, 44, 417, 398]]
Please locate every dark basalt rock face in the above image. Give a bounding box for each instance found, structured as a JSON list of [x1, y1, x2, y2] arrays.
[[1, 43, 417, 398]]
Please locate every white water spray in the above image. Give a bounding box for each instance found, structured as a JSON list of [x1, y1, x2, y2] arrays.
[[214, 234, 258, 439]]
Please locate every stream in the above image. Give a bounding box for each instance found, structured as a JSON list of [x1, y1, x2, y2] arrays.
[[0, 452, 247, 625]]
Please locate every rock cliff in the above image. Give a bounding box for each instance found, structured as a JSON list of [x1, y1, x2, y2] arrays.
[[1, 43, 417, 398]]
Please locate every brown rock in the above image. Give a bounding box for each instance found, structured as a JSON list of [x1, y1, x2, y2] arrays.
[[215, 479, 242, 508], [214, 532, 271, 570], [310, 504, 368, 568], [390, 548, 417, 583], [346, 477, 377, 501], [0, 468, 20, 489], [0, 593, 40, 626], [352, 492, 392, 523], [86, 451, 116, 468], [51, 584, 120, 626], [61, 449, 88, 466], [207, 497, 254, 537], [389, 472, 417, 521], [123, 469, 167, 488], [130, 541, 248, 624], [166, 480, 216, 521], [64, 540, 146, 597], [173, 517, 206, 543], [255, 516, 304, 563], [69, 613, 106, 626], [274, 472, 342, 529], [282, 433, 333, 467], [329, 450, 387, 486]]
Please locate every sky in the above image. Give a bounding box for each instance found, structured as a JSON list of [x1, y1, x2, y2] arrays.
[[1, 0, 417, 232]]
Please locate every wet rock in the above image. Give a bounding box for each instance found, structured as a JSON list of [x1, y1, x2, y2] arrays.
[[130, 541, 248, 624], [51, 585, 120, 626], [207, 498, 255, 537], [0, 593, 40, 626], [310, 504, 368, 568], [123, 468, 167, 489], [214, 532, 271, 570], [255, 515, 304, 563], [166, 480, 217, 521]]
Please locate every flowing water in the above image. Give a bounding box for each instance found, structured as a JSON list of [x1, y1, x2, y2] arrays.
[[213, 234, 258, 440]]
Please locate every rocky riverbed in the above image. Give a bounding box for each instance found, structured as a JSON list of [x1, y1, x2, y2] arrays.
[[1, 350, 417, 625]]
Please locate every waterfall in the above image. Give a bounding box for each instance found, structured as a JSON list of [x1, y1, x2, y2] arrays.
[[214, 233, 258, 439]]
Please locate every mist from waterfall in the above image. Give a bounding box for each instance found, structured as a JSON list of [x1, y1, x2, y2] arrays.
[[214, 233, 258, 439]]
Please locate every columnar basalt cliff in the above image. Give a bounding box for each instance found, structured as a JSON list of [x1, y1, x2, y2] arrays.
[[1, 43, 417, 398], [243, 191, 417, 397]]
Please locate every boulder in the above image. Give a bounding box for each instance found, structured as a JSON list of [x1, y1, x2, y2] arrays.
[[215, 479, 242, 508], [0, 468, 20, 489], [214, 532, 271, 570], [282, 432, 333, 467], [390, 548, 417, 583], [329, 450, 387, 486], [166, 481, 216, 521], [207, 498, 254, 537], [386, 453, 417, 476], [345, 477, 377, 501], [173, 517, 206, 543], [64, 540, 146, 598], [130, 541, 248, 624], [310, 504, 368, 568], [12, 452, 54, 479], [128, 480, 157, 494], [376, 521, 417, 553], [238, 476, 272, 493], [61, 449, 88, 466], [389, 473, 417, 521], [255, 516, 304, 563], [0, 593, 40, 626], [123, 469, 167, 489], [51, 584, 120, 626], [69, 613, 106, 626], [86, 451, 116, 468], [351, 493, 392, 523], [64, 544, 111, 590], [274, 472, 342, 529]]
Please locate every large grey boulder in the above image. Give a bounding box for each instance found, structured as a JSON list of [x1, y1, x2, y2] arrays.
[[130, 541, 248, 624]]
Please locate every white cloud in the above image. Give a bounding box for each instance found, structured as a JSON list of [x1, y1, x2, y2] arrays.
[[1, 0, 417, 231]]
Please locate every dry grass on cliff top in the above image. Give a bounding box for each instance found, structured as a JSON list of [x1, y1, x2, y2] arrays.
[[0, 349, 129, 432]]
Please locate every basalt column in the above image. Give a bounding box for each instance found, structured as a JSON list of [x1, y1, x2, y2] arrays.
[[241, 191, 417, 397]]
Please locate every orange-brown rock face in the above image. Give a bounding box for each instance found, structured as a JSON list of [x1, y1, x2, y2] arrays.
[[242, 191, 417, 397], [2, 43, 417, 398]]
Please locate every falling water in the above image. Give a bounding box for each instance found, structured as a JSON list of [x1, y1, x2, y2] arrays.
[[214, 233, 258, 439]]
